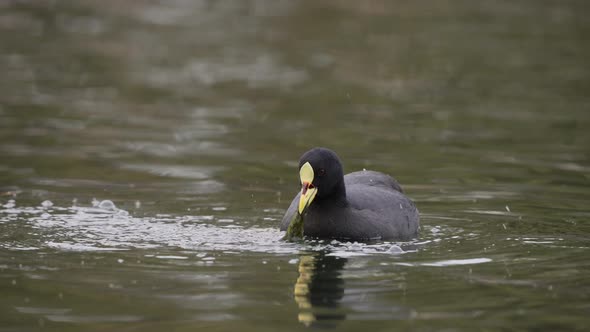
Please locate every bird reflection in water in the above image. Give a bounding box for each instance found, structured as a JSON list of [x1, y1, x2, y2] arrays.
[[294, 251, 347, 327]]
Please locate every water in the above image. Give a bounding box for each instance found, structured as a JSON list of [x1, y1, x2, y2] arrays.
[[1, 1, 589, 331]]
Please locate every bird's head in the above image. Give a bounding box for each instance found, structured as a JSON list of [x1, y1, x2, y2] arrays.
[[297, 147, 345, 214]]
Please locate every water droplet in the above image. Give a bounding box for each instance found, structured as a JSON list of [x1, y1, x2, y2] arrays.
[[505, 205, 511, 212], [117, 259, 124, 264], [288, 258, 299, 264]]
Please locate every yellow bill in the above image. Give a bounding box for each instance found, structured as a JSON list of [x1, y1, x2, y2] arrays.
[[298, 162, 318, 214]]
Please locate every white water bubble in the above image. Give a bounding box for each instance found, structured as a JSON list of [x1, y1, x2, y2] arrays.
[[388, 245, 404, 254], [41, 200, 53, 208], [3, 200, 16, 208], [116, 209, 129, 216], [91, 198, 99, 207], [98, 200, 117, 211]]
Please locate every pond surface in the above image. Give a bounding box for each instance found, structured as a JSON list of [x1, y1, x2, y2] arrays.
[[1, 1, 589, 331]]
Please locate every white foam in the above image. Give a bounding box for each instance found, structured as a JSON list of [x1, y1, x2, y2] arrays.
[[397, 258, 492, 267]]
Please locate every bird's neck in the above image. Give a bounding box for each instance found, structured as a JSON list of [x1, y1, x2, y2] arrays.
[[318, 178, 348, 207]]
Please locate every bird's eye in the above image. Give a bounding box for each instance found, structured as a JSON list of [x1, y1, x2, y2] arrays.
[[318, 168, 326, 176]]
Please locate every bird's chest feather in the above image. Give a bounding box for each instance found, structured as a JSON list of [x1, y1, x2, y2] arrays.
[[302, 206, 356, 239]]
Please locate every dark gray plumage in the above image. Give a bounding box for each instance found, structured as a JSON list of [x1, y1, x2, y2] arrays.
[[280, 147, 419, 241]]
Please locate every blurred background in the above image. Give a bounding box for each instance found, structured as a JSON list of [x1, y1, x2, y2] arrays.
[[1, 1, 589, 331]]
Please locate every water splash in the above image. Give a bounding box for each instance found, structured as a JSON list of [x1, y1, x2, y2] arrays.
[[0, 201, 432, 256], [0, 200, 292, 253]]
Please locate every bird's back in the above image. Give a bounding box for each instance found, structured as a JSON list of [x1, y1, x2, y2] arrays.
[[342, 177, 419, 240], [343, 170, 404, 193]]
